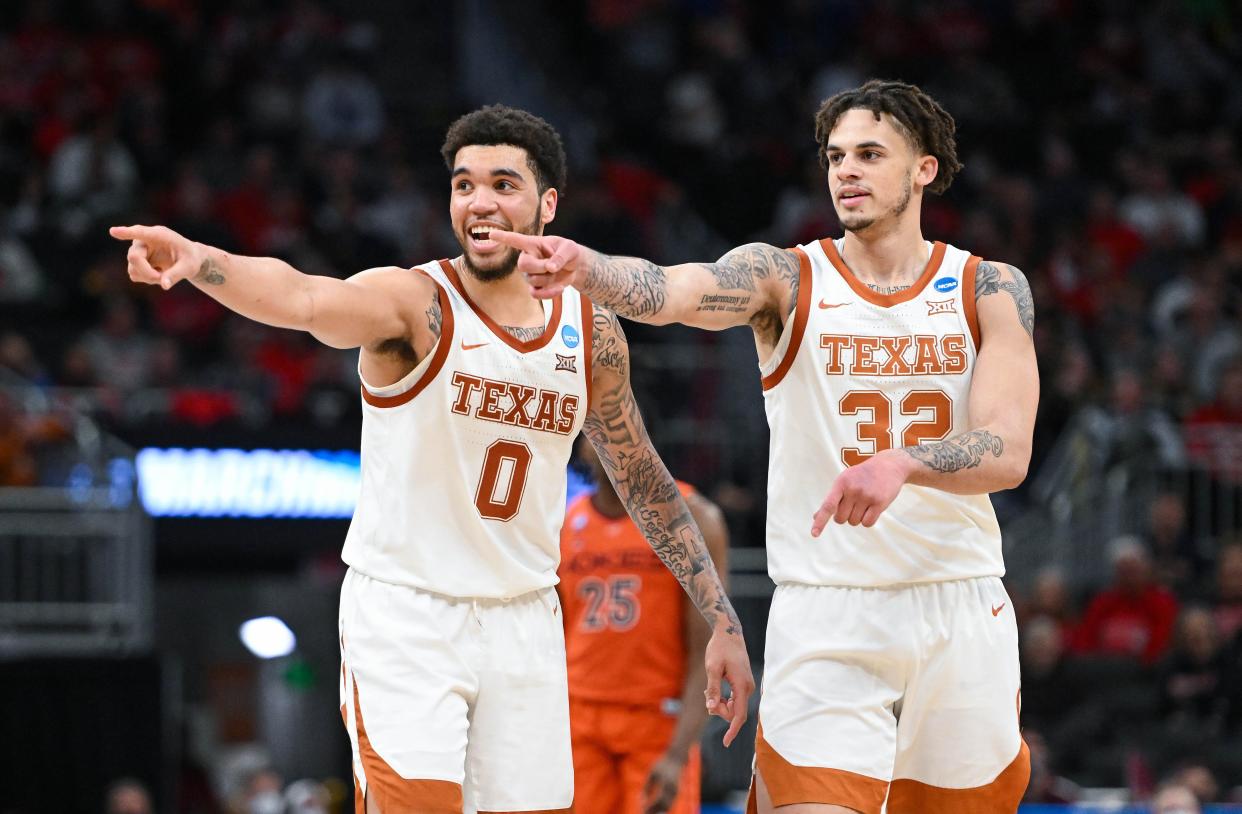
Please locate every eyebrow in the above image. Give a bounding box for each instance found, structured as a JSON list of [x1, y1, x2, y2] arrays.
[[451, 166, 526, 181], [824, 141, 888, 152]]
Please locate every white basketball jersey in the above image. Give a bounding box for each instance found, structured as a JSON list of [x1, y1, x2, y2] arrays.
[[760, 238, 1003, 588], [341, 259, 592, 599]]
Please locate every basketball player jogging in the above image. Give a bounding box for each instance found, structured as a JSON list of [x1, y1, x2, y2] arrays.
[[494, 80, 1038, 813], [559, 437, 730, 814], [109, 105, 752, 814]]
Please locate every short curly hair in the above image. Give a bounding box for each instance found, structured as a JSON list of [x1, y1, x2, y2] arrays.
[[441, 105, 567, 195], [814, 79, 962, 195]]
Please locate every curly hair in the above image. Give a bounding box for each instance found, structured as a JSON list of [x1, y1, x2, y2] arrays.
[[814, 79, 962, 195], [441, 105, 567, 195]]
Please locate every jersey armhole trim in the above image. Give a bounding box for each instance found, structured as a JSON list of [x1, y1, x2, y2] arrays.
[[360, 270, 454, 408], [581, 294, 594, 409], [963, 255, 981, 352], [761, 247, 812, 392]]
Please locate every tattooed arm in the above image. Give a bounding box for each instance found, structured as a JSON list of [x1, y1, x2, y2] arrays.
[[490, 231, 801, 347], [585, 306, 754, 745], [811, 260, 1038, 533], [902, 261, 1038, 489], [109, 224, 439, 375]]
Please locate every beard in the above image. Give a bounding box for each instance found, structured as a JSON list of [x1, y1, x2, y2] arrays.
[[460, 209, 544, 283], [840, 174, 914, 234]]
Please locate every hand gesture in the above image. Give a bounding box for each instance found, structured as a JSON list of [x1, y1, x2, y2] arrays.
[[488, 230, 585, 298], [704, 626, 754, 748], [641, 751, 685, 814], [811, 448, 912, 536], [109, 224, 206, 290]]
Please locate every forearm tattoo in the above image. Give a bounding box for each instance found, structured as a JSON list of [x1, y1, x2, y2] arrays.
[[975, 261, 1034, 338], [905, 429, 1005, 473], [195, 257, 226, 285], [584, 242, 800, 344], [583, 308, 741, 635]]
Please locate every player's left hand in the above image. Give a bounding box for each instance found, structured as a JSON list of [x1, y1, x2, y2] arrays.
[[641, 752, 684, 814], [811, 448, 914, 536], [704, 627, 753, 747]]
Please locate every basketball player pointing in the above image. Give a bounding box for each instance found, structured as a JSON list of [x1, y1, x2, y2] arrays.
[[496, 80, 1038, 813], [110, 105, 751, 814]]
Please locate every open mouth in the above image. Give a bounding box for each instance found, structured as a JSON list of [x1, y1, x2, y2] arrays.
[[468, 224, 505, 251]]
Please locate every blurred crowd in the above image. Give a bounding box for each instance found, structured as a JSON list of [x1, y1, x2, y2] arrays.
[[3, 0, 1242, 804]]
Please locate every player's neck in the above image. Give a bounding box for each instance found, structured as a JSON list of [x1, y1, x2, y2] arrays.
[[590, 486, 627, 519], [838, 223, 929, 289], [453, 257, 547, 328]]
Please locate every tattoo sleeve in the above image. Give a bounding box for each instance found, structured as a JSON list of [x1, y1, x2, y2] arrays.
[[195, 257, 226, 286], [582, 242, 800, 342], [975, 261, 1034, 338], [582, 307, 741, 634], [904, 429, 1005, 473]]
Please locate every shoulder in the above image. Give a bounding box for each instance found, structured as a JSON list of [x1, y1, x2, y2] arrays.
[[973, 259, 1034, 339], [973, 259, 1030, 296], [719, 242, 803, 283]]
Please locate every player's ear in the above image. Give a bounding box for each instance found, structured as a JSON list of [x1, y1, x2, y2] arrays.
[[915, 155, 938, 191], [540, 187, 558, 227]]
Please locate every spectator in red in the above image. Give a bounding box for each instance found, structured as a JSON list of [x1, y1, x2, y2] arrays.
[[1075, 536, 1180, 665], [1185, 357, 1242, 484]]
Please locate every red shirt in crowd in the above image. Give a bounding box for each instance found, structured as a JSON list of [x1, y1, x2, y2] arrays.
[[1074, 585, 1179, 666]]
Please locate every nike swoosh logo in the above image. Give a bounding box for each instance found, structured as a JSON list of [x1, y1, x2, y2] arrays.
[[460, 341, 488, 351], [992, 602, 1006, 617], [818, 300, 849, 309]]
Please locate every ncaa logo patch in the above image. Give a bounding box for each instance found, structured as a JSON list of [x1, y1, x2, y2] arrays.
[[933, 276, 958, 293], [561, 325, 580, 348]]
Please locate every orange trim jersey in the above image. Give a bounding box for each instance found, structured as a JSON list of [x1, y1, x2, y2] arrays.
[[341, 260, 593, 598], [760, 239, 1000, 588], [559, 482, 696, 707]]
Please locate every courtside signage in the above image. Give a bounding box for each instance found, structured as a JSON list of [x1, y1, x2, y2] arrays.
[[136, 447, 361, 518]]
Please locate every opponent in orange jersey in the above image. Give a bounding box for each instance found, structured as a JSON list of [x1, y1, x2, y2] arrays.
[[560, 437, 730, 814]]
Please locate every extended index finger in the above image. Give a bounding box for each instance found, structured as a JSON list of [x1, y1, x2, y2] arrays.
[[811, 478, 845, 537], [109, 225, 155, 242], [489, 229, 546, 254]]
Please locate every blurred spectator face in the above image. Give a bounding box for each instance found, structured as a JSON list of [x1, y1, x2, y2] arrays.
[[1021, 616, 1063, 675], [242, 768, 284, 814], [1218, 545, 1242, 601], [1153, 784, 1201, 814], [1109, 537, 1151, 594], [1176, 607, 1218, 663], [449, 144, 553, 282], [1174, 764, 1218, 804], [60, 341, 97, 386], [1148, 492, 1186, 546], [1216, 362, 1242, 411], [1110, 369, 1144, 413], [105, 779, 153, 814], [1032, 567, 1068, 616], [102, 297, 138, 338], [823, 109, 930, 235], [283, 778, 330, 813]]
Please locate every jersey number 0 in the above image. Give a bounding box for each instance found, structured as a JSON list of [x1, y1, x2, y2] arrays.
[[475, 439, 532, 520]]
